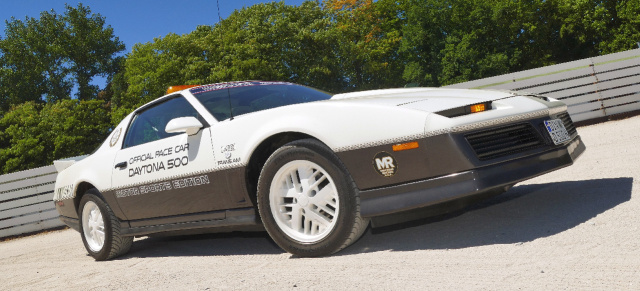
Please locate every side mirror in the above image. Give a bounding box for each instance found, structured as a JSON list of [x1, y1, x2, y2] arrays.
[[165, 117, 203, 136]]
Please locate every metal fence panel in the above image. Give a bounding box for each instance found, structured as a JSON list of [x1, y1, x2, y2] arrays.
[[546, 87, 600, 104], [512, 68, 594, 91], [559, 93, 602, 106], [567, 101, 603, 115], [596, 66, 640, 82], [600, 84, 640, 100], [0, 201, 53, 220], [592, 50, 640, 72], [0, 165, 56, 184], [534, 76, 598, 95], [597, 75, 640, 91], [0, 218, 62, 238], [570, 109, 607, 122], [0, 193, 52, 213], [446, 48, 640, 122], [0, 178, 42, 194], [605, 101, 640, 116], [0, 166, 62, 238], [0, 209, 59, 229], [1, 187, 49, 204]]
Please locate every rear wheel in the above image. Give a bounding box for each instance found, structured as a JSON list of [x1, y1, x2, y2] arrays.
[[79, 189, 133, 261], [257, 139, 368, 256]]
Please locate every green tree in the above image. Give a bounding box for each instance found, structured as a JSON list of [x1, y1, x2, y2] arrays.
[[0, 10, 69, 112], [559, 0, 640, 55], [400, 0, 449, 86], [63, 3, 125, 101], [205, 1, 342, 91], [605, 1, 640, 53], [0, 99, 110, 174], [436, 0, 564, 85], [0, 3, 124, 113], [113, 0, 343, 123], [324, 0, 407, 91], [0, 102, 45, 173], [402, 0, 640, 86], [111, 26, 212, 124], [40, 99, 111, 160]]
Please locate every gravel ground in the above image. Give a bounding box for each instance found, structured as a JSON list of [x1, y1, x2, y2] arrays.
[[2, 115, 639, 290]]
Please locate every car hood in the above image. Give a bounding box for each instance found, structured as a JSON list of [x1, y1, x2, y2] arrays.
[[330, 88, 516, 113]]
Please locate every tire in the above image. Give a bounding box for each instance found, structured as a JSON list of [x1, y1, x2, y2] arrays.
[[79, 189, 133, 261], [257, 139, 369, 257]]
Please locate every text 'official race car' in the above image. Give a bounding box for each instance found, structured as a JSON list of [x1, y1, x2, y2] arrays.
[[53, 81, 585, 260]]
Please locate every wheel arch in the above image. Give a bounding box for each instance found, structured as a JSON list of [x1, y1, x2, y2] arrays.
[[245, 132, 332, 205], [74, 181, 97, 214]]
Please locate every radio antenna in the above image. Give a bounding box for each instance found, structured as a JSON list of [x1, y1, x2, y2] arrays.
[[216, 0, 222, 22], [227, 88, 234, 120]]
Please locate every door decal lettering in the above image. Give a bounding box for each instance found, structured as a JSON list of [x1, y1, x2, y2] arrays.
[[115, 174, 210, 198]]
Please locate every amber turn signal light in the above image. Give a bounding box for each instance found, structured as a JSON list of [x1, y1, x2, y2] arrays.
[[393, 141, 419, 151], [166, 85, 200, 94], [470, 103, 486, 113]]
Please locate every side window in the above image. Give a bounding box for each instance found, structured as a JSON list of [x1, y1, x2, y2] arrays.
[[192, 89, 231, 121], [123, 96, 200, 148]]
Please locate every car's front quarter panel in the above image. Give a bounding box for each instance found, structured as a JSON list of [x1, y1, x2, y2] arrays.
[[218, 100, 431, 163]]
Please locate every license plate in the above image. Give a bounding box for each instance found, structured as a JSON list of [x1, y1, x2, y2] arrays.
[[544, 119, 571, 145]]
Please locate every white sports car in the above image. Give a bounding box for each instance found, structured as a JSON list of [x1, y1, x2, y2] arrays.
[[53, 81, 585, 260]]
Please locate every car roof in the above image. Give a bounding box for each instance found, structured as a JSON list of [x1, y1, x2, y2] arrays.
[[188, 81, 295, 95]]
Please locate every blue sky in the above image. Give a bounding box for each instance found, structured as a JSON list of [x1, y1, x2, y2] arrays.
[[0, 1, 307, 91], [0, 0, 306, 53]]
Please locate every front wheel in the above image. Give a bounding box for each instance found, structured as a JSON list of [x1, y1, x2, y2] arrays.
[[79, 189, 133, 261], [257, 139, 368, 257]]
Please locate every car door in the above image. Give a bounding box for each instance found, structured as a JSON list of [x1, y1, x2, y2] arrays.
[[111, 96, 231, 221]]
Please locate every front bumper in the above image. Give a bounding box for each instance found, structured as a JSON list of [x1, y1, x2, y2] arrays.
[[359, 135, 585, 218]]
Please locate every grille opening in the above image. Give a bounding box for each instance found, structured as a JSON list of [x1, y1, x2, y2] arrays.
[[465, 123, 545, 160], [557, 112, 577, 137]]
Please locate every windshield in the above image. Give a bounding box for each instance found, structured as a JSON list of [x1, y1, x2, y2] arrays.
[[190, 81, 332, 121]]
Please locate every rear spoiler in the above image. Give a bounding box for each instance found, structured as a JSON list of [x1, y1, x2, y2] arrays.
[[53, 155, 89, 173]]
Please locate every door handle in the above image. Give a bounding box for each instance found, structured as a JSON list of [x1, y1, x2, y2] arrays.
[[115, 161, 127, 169]]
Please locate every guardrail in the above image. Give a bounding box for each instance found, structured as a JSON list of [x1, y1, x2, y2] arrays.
[[0, 165, 63, 239], [445, 48, 640, 123]]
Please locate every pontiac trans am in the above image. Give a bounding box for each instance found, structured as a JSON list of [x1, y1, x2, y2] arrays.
[[52, 81, 585, 260]]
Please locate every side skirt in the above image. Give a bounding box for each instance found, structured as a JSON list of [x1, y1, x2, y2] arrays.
[[120, 208, 261, 237]]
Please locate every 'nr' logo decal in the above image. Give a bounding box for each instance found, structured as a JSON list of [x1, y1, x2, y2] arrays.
[[373, 152, 398, 177]]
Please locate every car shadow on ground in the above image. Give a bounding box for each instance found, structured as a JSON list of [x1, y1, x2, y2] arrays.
[[343, 177, 633, 254], [126, 231, 284, 258], [122, 177, 632, 259]]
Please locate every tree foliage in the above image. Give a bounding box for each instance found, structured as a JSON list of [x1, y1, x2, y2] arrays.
[[112, 1, 346, 121], [115, 0, 640, 94], [0, 100, 110, 173], [0, 4, 121, 174], [0, 10, 69, 110], [62, 4, 125, 101], [324, 0, 407, 91], [206, 2, 342, 90], [2, 0, 640, 174], [402, 0, 640, 86], [110, 26, 215, 123], [0, 3, 124, 113]]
